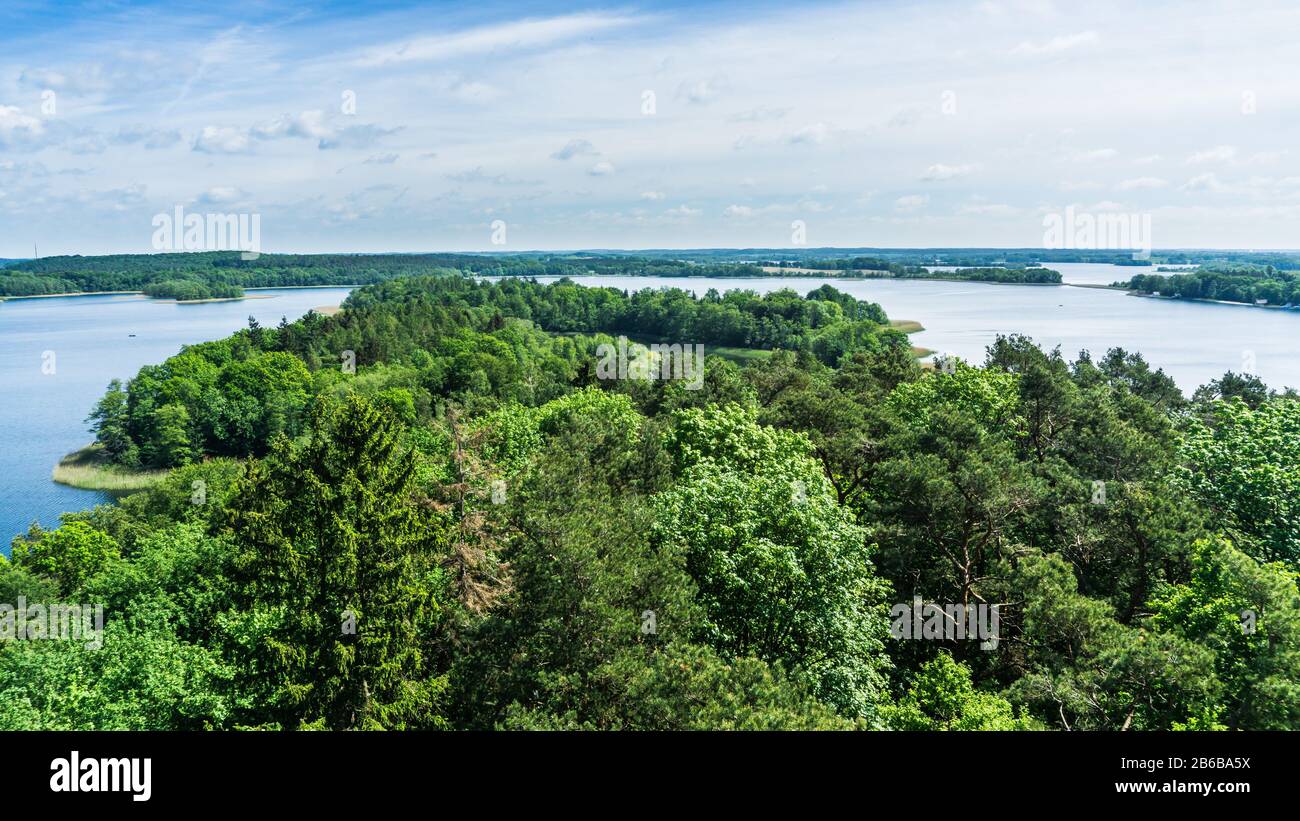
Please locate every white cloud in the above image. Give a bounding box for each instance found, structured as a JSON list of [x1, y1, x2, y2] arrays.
[[1245, 150, 1286, 165], [894, 194, 929, 212], [0, 106, 46, 147], [192, 112, 398, 154], [196, 186, 246, 204], [252, 110, 332, 141], [355, 13, 643, 66], [789, 123, 829, 145], [552, 139, 597, 160], [1117, 176, 1168, 190], [111, 125, 181, 149], [1011, 31, 1098, 56], [588, 160, 616, 176], [958, 202, 1017, 215], [192, 125, 251, 154], [8, 0, 1300, 252], [677, 77, 727, 105], [921, 163, 980, 181], [665, 204, 701, 217], [729, 106, 788, 122], [1186, 145, 1237, 164], [1182, 173, 1225, 192], [1070, 148, 1118, 163]]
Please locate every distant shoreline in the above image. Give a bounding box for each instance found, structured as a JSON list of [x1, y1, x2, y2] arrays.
[[0, 284, 360, 303], [0, 290, 142, 301]]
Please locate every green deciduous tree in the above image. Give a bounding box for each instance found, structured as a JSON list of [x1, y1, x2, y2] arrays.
[[1180, 398, 1300, 564], [654, 403, 893, 721]]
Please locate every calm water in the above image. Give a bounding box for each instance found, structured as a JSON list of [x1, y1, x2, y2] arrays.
[[3, 267, 1297, 544], [0, 288, 353, 547], [927, 261, 1198, 286]]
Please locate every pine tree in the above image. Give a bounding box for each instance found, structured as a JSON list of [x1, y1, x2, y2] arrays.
[[222, 394, 452, 729]]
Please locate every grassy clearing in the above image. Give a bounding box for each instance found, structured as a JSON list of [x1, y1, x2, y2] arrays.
[[52, 444, 169, 494], [707, 345, 772, 364], [890, 319, 925, 334]]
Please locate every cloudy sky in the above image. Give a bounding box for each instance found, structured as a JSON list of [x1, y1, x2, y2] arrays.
[[2, 0, 1299, 256]]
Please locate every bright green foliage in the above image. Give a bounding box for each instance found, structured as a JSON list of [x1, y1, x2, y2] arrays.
[[885, 653, 1037, 730], [885, 359, 1020, 432], [654, 404, 892, 721], [10, 521, 120, 597], [664, 402, 813, 476], [0, 622, 234, 730], [1150, 538, 1300, 729], [1180, 398, 1300, 564]]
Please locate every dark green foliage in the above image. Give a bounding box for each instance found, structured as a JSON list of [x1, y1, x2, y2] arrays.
[[219, 395, 454, 729]]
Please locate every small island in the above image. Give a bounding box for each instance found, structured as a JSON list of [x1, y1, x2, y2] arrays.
[[142, 279, 245, 301]]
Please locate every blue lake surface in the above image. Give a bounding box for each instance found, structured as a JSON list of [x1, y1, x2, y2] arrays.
[[0, 288, 353, 548], [3, 266, 1298, 547]]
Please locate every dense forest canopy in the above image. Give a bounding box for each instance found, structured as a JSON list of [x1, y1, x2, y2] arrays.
[[141, 280, 245, 301], [84, 276, 898, 469], [3, 271, 1299, 731]]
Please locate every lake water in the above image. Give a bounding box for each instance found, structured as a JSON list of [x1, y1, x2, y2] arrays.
[[927, 261, 1198, 286], [2, 267, 1296, 545], [0, 288, 353, 548]]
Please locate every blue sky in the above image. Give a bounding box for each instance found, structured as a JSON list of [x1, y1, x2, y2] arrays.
[[3, 0, 1300, 255]]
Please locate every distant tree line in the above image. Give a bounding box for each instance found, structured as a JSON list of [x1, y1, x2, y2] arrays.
[[0, 252, 775, 297]]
